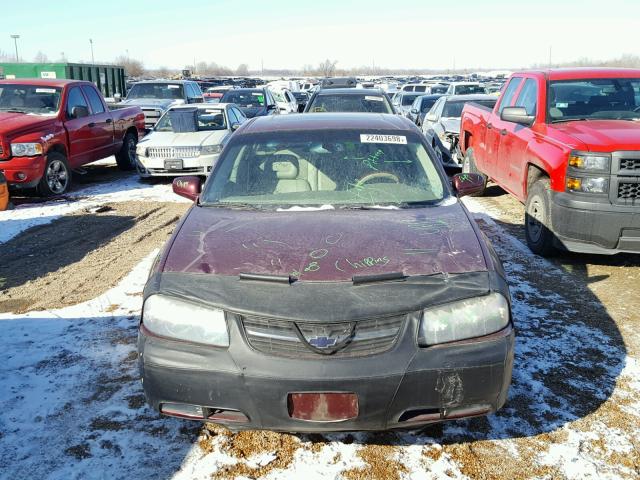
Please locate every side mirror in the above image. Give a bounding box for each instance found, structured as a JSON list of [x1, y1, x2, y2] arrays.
[[172, 176, 202, 202], [426, 113, 437, 122], [231, 122, 241, 131], [113, 93, 122, 103], [71, 105, 89, 119], [410, 108, 418, 114], [266, 104, 276, 111], [452, 173, 485, 197], [500, 106, 534, 126]]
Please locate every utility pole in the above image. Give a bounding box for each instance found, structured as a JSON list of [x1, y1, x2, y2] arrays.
[[10, 34, 20, 62], [261, 58, 264, 75], [89, 38, 95, 64]]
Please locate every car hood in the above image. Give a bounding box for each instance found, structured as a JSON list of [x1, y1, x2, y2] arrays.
[[550, 120, 640, 150], [163, 203, 487, 281], [0, 112, 57, 135], [121, 98, 181, 110], [139, 130, 227, 147], [441, 117, 461, 135]]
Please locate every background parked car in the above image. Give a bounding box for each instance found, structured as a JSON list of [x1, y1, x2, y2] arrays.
[[401, 83, 429, 93], [219, 88, 279, 118], [422, 94, 497, 167], [392, 91, 424, 117], [135, 103, 245, 178], [203, 86, 236, 103], [292, 91, 309, 112], [304, 88, 395, 113], [269, 88, 298, 114], [445, 82, 486, 96], [407, 94, 444, 126], [120, 80, 204, 130]]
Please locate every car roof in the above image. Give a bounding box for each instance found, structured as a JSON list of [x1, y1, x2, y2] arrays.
[[238, 113, 412, 134], [0, 78, 87, 88], [168, 103, 230, 110], [133, 80, 194, 84], [316, 88, 386, 95], [515, 67, 640, 81], [226, 88, 266, 93], [445, 94, 495, 102]]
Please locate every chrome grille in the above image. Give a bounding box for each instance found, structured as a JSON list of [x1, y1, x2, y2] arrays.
[[147, 146, 200, 158], [242, 315, 404, 359]]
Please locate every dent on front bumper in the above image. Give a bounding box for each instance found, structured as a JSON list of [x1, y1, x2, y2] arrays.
[[138, 313, 515, 432]]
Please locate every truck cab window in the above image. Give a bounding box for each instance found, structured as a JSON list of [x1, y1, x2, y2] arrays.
[[66, 87, 89, 118], [498, 77, 523, 114], [515, 78, 538, 116], [82, 85, 105, 114]]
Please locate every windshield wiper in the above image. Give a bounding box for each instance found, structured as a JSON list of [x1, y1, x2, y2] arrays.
[[0, 108, 28, 113], [240, 272, 293, 284], [201, 202, 262, 210], [352, 271, 406, 285]]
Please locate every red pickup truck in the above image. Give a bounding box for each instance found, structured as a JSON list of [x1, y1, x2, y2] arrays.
[[0, 79, 145, 196], [460, 68, 640, 256]]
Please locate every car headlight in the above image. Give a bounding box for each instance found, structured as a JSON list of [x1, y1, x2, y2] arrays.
[[142, 294, 229, 346], [201, 145, 222, 155], [136, 145, 147, 157], [568, 152, 610, 172], [566, 176, 609, 194], [11, 142, 43, 157], [418, 293, 510, 346]]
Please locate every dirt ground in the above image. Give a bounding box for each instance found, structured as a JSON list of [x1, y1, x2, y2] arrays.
[[1, 171, 638, 479], [0, 201, 188, 313]]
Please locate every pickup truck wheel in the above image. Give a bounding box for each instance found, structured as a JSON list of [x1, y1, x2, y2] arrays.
[[116, 132, 138, 171], [461, 149, 486, 196], [38, 153, 71, 196], [525, 179, 556, 256]]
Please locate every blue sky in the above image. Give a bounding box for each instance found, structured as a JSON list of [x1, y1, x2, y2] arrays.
[[2, 0, 639, 70]]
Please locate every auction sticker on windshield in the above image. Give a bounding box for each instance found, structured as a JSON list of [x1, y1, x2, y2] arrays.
[[168, 85, 180, 89], [364, 96, 383, 102], [360, 134, 407, 144]]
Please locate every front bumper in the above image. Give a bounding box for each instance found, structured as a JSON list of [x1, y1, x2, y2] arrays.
[[551, 192, 640, 254], [138, 314, 514, 432], [0, 155, 46, 189], [136, 154, 218, 177]]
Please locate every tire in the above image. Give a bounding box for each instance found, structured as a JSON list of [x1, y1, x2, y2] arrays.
[[525, 178, 557, 256], [461, 148, 487, 196], [116, 131, 138, 171], [37, 152, 71, 196]]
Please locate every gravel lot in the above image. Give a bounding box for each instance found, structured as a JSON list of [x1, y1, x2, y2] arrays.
[[0, 163, 638, 479]]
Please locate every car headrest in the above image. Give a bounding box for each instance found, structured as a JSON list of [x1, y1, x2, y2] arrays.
[[272, 161, 298, 180]]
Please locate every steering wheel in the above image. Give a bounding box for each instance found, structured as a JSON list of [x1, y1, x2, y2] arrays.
[[355, 172, 400, 187]]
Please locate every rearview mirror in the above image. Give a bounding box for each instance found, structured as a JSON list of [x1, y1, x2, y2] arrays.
[[500, 106, 534, 126], [172, 176, 202, 202], [71, 105, 89, 119], [452, 173, 486, 197]]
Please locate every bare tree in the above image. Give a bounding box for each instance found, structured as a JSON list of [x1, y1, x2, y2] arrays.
[[33, 51, 49, 63], [114, 55, 145, 76], [0, 50, 12, 61], [318, 59, 338, 77], [236, 63, 249, 76]]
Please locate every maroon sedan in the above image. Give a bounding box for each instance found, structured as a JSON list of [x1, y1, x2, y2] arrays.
[[138, 113, 514, 431]]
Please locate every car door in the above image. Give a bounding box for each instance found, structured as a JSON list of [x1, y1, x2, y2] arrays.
[[499, 77, 538, 196], [482, 76, 523, 181], [63, 86, 98, 167], [81, 84, 115, 159], [423, 97, 444, 140]]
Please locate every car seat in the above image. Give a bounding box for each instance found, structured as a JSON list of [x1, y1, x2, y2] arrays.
[[272, 158, 311, 193]]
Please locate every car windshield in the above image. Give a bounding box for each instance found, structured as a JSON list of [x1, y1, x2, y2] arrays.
[[155, 108, 226, 132], [221, 90, 265, 107], [455, 85, 486, 95], [0, 84, 61, 114], [200, 130, 446, 209], [443, 99, 496, 118], [421, 98, 438, 112], [430, 85, 448, 94], [548, 78, 640, 122], [127, 83, 185, 100], [308, 94, 393, 113], [402, 94, 421, 106]]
